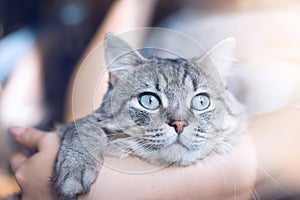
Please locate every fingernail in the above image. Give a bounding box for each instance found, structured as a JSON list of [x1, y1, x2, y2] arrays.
[[10, 126, 26, 136]]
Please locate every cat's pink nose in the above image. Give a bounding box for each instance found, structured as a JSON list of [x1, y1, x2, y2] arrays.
[[169, 120, 188, 134]]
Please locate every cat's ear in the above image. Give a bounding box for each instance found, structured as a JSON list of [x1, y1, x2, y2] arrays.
[[196, 37, 236, 85], [104, 33, 145, 84]]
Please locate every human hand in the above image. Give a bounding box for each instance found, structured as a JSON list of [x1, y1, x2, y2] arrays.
[[10, 127, 60, 200]]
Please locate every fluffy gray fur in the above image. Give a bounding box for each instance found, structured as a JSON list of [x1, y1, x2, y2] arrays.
[[52, 34, 248, 199]]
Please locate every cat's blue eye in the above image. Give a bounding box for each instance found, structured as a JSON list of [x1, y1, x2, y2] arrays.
[[138, 93, 160, 110], [191, 94, 210, 111]]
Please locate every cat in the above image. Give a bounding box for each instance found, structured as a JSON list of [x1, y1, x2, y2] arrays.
[[52, 33, 248, 199]]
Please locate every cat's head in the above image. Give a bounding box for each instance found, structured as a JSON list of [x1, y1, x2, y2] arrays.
[[97, 34, 246, 165]]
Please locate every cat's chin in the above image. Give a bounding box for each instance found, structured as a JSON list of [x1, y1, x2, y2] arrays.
[[140, 143, 202, 166]]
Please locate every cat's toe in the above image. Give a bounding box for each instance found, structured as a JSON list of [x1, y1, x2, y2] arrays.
[[59, 177, 88, 199], [53, 169, 96, 199], [52, 159, 100, 199]]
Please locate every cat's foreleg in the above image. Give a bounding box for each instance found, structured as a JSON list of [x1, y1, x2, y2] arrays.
[[52, 115, 107, 199]]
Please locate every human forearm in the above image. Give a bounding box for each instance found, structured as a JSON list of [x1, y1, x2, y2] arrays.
[[79, 134, 256, 200], [86, 0, 157, 54], [252, 108, 300, 197], [11, 109, 300, 199], [81, 109, 300, 200]]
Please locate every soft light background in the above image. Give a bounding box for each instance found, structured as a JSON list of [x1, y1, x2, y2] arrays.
[[1, 0, 300, 198]]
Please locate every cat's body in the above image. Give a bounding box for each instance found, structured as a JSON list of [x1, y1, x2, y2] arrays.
[[53, 34, 247, 199]]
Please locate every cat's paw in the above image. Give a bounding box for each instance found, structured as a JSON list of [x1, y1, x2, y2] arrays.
[[52, 149, 101, 199], [52, 116, 106, 199]]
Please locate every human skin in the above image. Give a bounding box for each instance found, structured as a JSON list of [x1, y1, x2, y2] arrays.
[[10, 108, 300, 200], [80, 134, 256, 200], [10, 128, 255, 200], [9, 128, 59, 200], [251, 108, 300, 198]]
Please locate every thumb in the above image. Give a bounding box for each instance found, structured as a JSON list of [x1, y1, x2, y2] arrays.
[[10, 126, 47, 151]]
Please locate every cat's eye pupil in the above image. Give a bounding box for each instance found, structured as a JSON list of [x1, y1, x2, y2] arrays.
[[149, 97, 154, 104], [139, 93, 160, 110], [191, 94, 210, 111]]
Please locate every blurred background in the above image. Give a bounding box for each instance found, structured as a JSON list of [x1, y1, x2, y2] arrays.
[[0, 0, 183, 198], [1, 0, 300, 199]]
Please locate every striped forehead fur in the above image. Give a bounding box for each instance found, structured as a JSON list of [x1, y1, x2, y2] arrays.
[[143, 57, 207, 91]]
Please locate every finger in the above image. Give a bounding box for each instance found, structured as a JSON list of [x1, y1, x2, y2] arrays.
[[10, 126, 47, 151], [37, 133, 61, 153], [10, 152, 28, 173]]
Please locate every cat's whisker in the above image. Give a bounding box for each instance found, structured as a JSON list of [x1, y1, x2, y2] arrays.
[[108, 139, 126, 144], [223, 152, 261, 200], [208, 148, 255, 199], [107, 139, 132, 145], [90, 185, 97, 200], [134, 141, 157, 151], [210, 155, 238, 200], [127, 143, 155, 155], [128, 139, 162, 155], [107, 136, 143, 144], [256, 164, 292, 197], [105, 132, 139, 137]]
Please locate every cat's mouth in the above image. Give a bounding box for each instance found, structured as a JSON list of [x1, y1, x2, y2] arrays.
[[173, 133, 203, 151], [174, 138, 190, 150], [160, 135, 195, 152], [140, 137, 191, 151]]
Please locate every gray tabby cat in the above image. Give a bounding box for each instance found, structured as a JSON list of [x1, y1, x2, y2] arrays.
[[52, 33, 248, 199]]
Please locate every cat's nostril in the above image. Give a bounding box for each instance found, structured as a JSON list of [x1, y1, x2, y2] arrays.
[[169, 120, 188, 134]]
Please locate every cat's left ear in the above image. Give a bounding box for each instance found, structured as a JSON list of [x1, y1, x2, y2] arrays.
[[104, 33, 145, 85], [195, 38, 236, 85]]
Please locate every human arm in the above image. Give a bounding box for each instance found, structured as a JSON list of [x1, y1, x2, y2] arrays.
[[10, 108, 300, 200], [10, 127, 255, 200], [79, 108, 300, 200], [251, 108, 300, 198], [79, 133, 256, 200]]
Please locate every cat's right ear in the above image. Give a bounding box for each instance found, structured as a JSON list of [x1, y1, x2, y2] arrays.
[[195, 37, 236, 86], [104, 33, 145, 85]]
